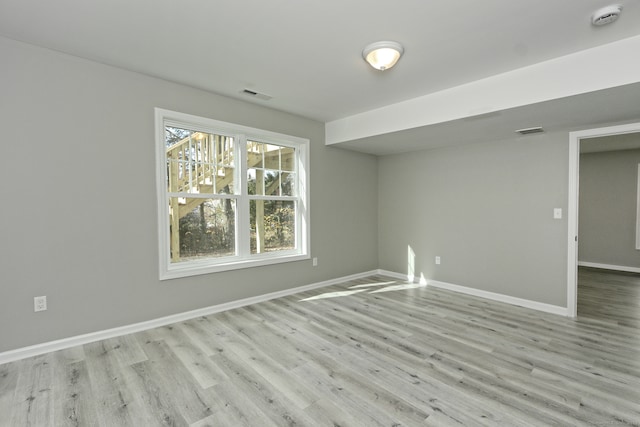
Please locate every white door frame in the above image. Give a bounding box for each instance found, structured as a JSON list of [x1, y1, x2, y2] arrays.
[[567, 122, 640, 317]]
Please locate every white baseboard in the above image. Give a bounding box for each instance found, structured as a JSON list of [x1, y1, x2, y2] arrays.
[[375, 269, 411, 281], [0, 270, 378, 365], [578, 261, 640, 274], [427, 280, 569, 316], [376, 269, 568, 316]]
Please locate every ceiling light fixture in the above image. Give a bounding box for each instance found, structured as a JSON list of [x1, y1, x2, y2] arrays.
[[362, 41, 404, 71]]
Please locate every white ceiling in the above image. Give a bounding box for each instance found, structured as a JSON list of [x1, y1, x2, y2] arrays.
[[1, 0, 640, 154], [337, 82, 640, 155]]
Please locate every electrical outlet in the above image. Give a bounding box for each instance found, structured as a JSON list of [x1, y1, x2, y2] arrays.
[[34, 296, 47, 312], [435, 256, 441, 265], [312, 257, 318, 267]]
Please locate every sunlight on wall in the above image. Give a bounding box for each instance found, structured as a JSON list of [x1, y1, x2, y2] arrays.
[[408, 245, 415, 282], [408, 245, 428, 284]]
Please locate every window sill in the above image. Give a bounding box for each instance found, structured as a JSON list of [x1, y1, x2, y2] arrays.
[[160, 252, 310, 280]]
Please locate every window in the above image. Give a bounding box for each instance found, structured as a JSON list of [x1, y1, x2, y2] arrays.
[[155, 109, 309, 279]]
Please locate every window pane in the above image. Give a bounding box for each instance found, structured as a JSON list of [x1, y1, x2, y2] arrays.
[[166, 127, 234, 195], [169, 198, 236, 263], [264, 170, 280, 196], [263, 144, 280, 169], [247, 168, 264, 196], [281, 172, 295, 196], [261, 170, 295, 196], [246, 141, 295, 195], [215, 166, 235, 194], [250, 200, 295, 254], [247, 140, 263, 168], [280, 147, 295, 172]]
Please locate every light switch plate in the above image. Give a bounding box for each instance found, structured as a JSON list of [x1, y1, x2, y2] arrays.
[[553, 208, 562, 219]]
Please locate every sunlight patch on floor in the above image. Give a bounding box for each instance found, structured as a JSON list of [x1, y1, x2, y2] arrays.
[[348, 281, 397, 289], [369, 283, 427, 294], [300, 280, 427, 302], [299, 289, 367, 301]]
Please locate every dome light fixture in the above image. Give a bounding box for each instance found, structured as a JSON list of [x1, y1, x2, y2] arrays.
[[362, 41, 404, 71]]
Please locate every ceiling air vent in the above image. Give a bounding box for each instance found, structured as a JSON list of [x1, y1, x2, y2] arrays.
[[241, 89, 272, 101], [515, 127, 544, 135]]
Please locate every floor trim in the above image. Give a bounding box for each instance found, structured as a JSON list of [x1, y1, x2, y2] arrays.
[[377, 269, 569, 316], [0, 270, 378, 365], [375, 269, 411, 281], [578, 261, 640, 274]]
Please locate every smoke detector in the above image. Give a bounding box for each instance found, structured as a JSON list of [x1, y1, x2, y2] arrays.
[[592, 5, 622, 26]]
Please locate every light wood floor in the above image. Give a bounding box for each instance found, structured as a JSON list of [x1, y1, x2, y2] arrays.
[[1, 268, 639, 426]]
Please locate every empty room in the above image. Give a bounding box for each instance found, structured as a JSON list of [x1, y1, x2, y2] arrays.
[[1, 1, 640, 426]]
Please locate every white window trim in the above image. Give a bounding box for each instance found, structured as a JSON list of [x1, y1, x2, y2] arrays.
[[155, 108, 310, 280]]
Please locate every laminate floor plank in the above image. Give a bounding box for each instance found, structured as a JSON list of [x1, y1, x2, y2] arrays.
[[264, 323, 433, 426], [287, 293, 441, 362], [51, 347, 85, 366], [530, 367, 640, 425], [179, 316, 235, 357], [83, 340, 157, 427], [2, 267, 640, 426], [291, 360, 412, 427], [7, 354, 54, 427], [51, 358, 99, 427], [144, 325, 226, 389], [424, 342, 583, 414], [211, 346, 319, 427], [428, 352, 603, 426], [124, 360, 189, 426], [209, 380, 281, 427], [303, 398, 374, 427], [272, 306, 537, 427], [299, 289, 416, 340], [209, 322, 321, 410], [105, 335, 148, 367], [331, 324, 539, 426], [312, 336, 507, 426], [0, 361, 19, 424], [491, 339, 640, 402], [132, 339, 218, 424], [216, 317, 311, 371]]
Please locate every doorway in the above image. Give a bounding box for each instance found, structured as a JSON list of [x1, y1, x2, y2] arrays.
[[567, 122, 640, 317]]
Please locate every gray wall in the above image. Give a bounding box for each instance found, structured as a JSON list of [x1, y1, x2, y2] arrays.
[[0, 37, 378, 353], [378, 134, 569, 307], [579, 148, 640, 268]]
